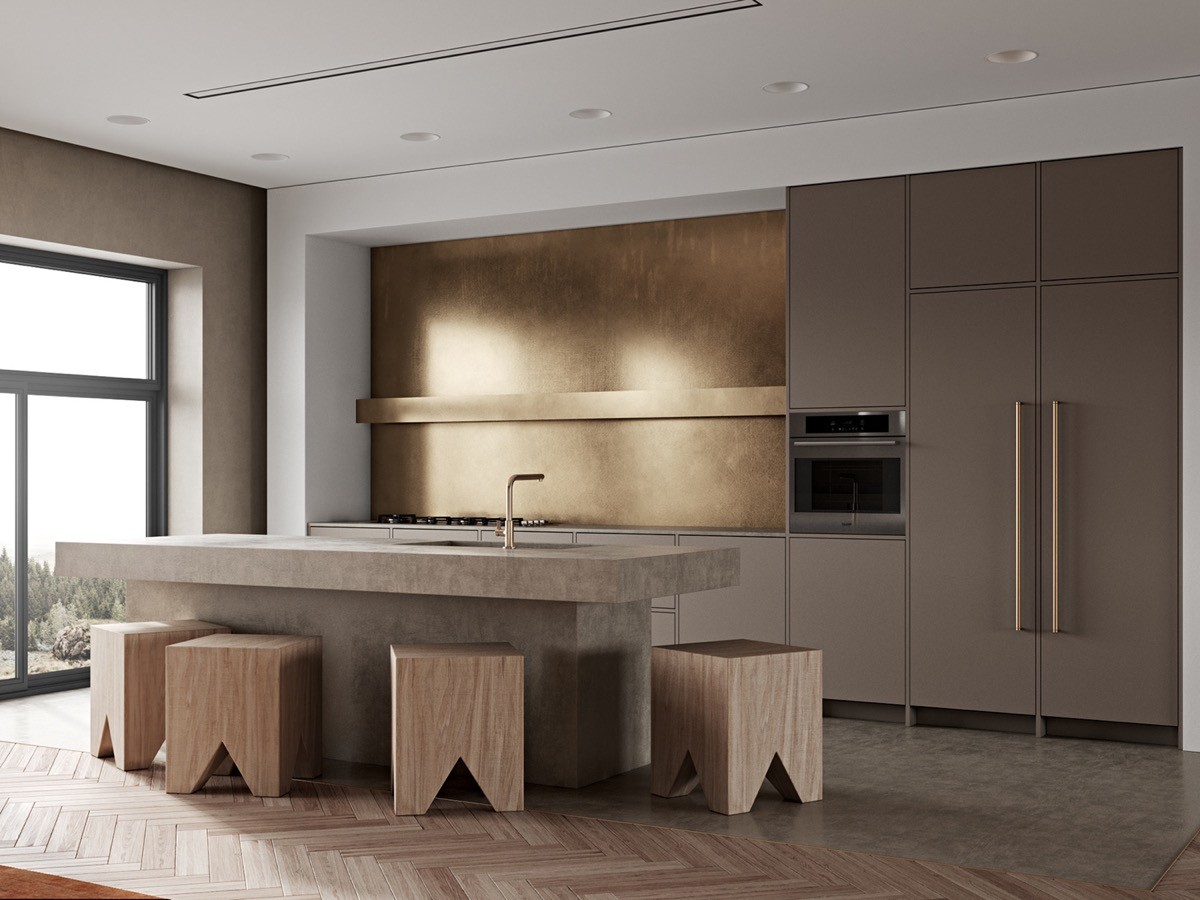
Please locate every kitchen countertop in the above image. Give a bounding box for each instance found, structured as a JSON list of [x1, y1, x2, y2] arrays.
[[55, 533, 738, 604], [310, 521, 785, 538]]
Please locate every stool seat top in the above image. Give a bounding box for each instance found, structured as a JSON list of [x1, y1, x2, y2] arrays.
[[391, 642, 521, 660], [92, 620, 225, 636], [658, 639, 818, 659], [170, 633, 318, 651]]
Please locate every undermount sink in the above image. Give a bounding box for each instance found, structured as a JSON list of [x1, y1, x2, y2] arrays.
[[405, 539, 581, 550]]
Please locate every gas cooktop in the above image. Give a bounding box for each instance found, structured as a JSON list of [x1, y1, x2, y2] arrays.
[[376, 514, 551, 527]]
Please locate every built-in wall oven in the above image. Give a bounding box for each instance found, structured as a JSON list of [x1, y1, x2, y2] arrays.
[[790, 410, 906, 535]]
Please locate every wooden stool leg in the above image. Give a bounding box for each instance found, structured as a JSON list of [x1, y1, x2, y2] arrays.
[[651, 750, 700, 798], [292, 640, 322, 779], [166, 740, 229, 794], [651, 646, 705, 799]]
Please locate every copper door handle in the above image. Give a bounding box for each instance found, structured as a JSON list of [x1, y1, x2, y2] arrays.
[[1052, 400, 1061, 634], [1014, 401, 1022, 632]]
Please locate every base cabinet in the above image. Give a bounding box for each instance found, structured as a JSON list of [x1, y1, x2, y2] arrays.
[[677, 536, 785, 644], [651, 610, 677, 646], [789, 538, 905, 705]]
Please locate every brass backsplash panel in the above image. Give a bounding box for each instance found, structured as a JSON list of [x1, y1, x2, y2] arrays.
[[373, 418, 784, 529], [371, 211, 786, 528]]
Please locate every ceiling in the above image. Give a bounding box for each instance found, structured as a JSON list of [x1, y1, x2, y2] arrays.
[[3, 0, 1199, 191]]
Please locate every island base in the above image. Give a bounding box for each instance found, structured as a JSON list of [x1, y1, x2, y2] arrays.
[[126, 581, 650, 789]]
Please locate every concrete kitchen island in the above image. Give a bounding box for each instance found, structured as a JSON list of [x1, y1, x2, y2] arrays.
[[55, 534, 738, 788]]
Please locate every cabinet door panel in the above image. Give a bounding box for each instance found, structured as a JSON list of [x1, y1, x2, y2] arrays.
[[910, 288, 1037, 715], [789, 537, 904, 704], [577, 532, 676, 609], [652, 611, 677, 646], [788, 178, 906, 409], [1040, 279, 1178, 725], [910, 164, 1035, 288], [308, 525, 392, 540], [479, 530, 573, 546], [391, 527, 481, 542], [1041, 150, 1179, 280], [678, 536, 784, 643]]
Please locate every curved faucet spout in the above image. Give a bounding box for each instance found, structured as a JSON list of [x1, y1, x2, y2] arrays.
[[496, 473, 545, 549]]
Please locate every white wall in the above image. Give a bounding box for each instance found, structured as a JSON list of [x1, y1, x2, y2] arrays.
[[266, 75, 1200, 748]]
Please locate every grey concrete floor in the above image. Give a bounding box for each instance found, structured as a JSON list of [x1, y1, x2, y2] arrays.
[[3, 689, 1198, 889]]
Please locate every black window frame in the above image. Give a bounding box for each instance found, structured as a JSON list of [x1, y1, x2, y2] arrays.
[[0, 243, 166, 698]]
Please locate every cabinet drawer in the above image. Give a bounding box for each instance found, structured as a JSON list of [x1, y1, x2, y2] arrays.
[[652, 611, 677, 646], [308, 525, 392, 540]]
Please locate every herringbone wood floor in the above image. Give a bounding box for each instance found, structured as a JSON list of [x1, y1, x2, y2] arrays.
[[0, 739, 1197, 899]]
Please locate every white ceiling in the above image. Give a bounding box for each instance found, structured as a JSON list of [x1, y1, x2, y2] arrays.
[[3, 0, 1199, 191]]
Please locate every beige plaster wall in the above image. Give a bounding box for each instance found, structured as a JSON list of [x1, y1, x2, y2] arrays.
[[0, 128, 266, 533]]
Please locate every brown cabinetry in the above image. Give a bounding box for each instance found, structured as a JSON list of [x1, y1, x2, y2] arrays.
[[787, 177, 906, 409], [910, 164, 1036, 288], [909, 280, 1179, 727], [1041, 149, 1179, 281], [789, 537, 905, 705], [909, 288, 1038, 716], [1039, 279, 1179, 726], [677, 535, 784, 643]]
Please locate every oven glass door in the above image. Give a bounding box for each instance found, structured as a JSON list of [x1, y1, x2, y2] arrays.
[[791, 443, 905, 534], [794, 457, 902, 514]]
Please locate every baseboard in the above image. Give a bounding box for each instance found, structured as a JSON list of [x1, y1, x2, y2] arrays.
[[1043, 716, 1178, 747], [823, 699, 906, 723], [911, 706, 1036, 734]]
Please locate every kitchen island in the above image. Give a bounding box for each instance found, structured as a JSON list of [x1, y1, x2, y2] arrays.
[[55, 534, 738, 787]]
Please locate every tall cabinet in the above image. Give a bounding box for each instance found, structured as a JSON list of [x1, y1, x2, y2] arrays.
[[908, 149, 1180, 731], [790, 148, 1180, 738]]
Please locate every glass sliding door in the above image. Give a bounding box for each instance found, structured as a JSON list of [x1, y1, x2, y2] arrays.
[[0, 392, 15, 683], [26, 396, 147, 675], [0, 244, 164, 697]]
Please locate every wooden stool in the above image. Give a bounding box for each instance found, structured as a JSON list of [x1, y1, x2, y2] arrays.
[[91, 620, 230, 771], [651, 639, 822, 815], [165, 634, 321, 797], [391, 643, 524, 815]]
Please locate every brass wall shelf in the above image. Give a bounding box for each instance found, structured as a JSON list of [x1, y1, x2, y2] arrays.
[[356, 386, 785, 425]]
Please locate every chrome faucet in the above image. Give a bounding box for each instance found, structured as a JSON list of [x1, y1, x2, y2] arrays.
[[496, 473, 545, 549]]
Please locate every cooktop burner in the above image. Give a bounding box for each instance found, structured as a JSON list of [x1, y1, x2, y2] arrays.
[[378, 514, 551, 527]]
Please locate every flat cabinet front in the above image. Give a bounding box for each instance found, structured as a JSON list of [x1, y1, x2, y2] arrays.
[[789, 537, 904, 705], [787, 177, 906, 409], [909, 164, 1035, 289], [1041, 149, 1179, 281], [1039, 279, 1178, 726], [308, 525, 393, 540], [909, 288, 1038, 716], [677, 535, 784, 643], [480, 530, 574, 546], [910, 281, 1179, 727], [392, 527, 481, 542]]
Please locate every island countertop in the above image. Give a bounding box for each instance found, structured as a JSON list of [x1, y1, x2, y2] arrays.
[[55, 533, 738, 604]]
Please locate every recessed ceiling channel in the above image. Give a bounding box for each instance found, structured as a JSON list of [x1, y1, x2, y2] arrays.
[[186, 0, 761, 99]]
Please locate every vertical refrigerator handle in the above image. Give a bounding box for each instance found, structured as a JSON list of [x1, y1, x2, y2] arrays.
[[1052, 400, 1061, 634], [1014, 400, 1022, 632]]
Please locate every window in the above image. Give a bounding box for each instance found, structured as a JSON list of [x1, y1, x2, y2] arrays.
[[0, 244, 165, 696]]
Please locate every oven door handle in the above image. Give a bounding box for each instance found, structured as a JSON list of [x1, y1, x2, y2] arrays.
[[791, 440, 899, 447]]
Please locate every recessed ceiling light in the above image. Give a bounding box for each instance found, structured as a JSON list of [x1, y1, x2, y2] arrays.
[[400, 132, 440, 142], [569, 108, 612, 120], [251, 152, 290, 162], [106, 115, 150, 126], [987, 49, 1038, 64], [763, 82, 809, 94]]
